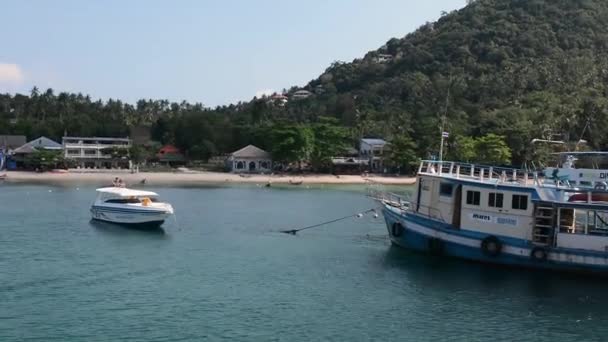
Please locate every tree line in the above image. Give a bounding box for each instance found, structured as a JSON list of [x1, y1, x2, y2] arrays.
[[4, 0, 607, 172]]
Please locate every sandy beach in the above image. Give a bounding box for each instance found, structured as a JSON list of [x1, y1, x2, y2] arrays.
[[1, 170, 416, 186]]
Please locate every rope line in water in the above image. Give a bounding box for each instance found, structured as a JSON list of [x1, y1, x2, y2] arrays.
[[280, 208, 378, 235]]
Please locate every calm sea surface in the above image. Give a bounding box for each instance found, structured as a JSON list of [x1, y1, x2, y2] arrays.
[[2, 183, 608, 341]]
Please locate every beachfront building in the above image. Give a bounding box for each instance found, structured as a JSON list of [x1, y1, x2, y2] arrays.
[[0, 135, 27, 170], [157, 145, 186, 166], [0, 135, 26, 154], [11, 137, 63, 169], [331, 147, 367, 174], [62, 136, 132, 169], [360, 138, 388, 173], [13, 136, 62, 153], [226, 145, 272, 173]]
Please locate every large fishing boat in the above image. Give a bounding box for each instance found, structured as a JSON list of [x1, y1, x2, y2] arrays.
[[379, 160, 608, 274], [91, 187, 174, 228]]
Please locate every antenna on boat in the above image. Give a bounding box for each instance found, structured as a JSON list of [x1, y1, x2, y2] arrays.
[[575, 120, 590, 151], [439, 75, 452, 162]]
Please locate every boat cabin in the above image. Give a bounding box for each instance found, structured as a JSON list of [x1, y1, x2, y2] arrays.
[[544, 152, 608, 189], [95, 187, 160, 205]]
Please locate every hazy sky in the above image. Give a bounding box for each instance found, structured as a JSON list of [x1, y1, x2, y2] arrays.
[[0, 0, 466, 107]]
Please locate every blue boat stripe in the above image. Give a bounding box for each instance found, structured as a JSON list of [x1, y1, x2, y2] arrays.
[[91, 206, 166, 215], [386, 217, 608, 271], [384, 206, 608, 259], [384, 207, 529, 248]]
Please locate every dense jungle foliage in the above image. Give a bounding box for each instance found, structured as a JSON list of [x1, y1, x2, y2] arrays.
[[2, 0, 608, 171]]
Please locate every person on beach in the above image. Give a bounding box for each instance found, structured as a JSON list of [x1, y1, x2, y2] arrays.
[[112, 177, 125, 187]]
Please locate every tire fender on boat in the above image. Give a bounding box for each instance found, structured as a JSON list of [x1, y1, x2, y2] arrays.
[[530, 247, 548, 262], [391, 222, 404, 238], [481, 236, 502, 257]]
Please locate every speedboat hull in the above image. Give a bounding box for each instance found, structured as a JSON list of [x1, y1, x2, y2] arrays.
[[90, 205, 172, 227]]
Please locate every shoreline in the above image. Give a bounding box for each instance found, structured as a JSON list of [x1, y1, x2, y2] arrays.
[[1, 171, 417, 186]]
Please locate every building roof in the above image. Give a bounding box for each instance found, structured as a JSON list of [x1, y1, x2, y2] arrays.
[[96, 187, 159, 197], [157, 145, 185, 162], [158, 145, 181, 154], [12, 144, 37, 154], [361, 138, 387, 146], [20, 136, 62, 151], [0, 135, 27, 149], [63, 136, 131, 142], [230, 145, 271, 159]]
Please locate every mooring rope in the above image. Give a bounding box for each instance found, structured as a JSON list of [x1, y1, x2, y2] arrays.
[[279, 208, 379, 235]]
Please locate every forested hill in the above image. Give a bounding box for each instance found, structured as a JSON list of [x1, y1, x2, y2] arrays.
[[2, 0, 608, 166], [296, 0, 608, 163]]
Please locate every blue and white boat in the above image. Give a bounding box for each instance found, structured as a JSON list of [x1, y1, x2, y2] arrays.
[[543, 151, 608, 190], [380, 160, 608, 274], [91, 187, 174, 228]]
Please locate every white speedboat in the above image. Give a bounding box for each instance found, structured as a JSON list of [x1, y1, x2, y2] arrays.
[[90, 187, 174, 228]]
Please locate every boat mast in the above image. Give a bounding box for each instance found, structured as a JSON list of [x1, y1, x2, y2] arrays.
[[439, 76, 451, 162]]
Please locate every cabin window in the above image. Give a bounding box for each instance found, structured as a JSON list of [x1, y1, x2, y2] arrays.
[[439, 183, 453, 197], [105, 198, 140, 204], [512, 195, 528, 210], [466, 190, 480, 206], [488, 193, 504, 208], [580, 181, 592, 187]]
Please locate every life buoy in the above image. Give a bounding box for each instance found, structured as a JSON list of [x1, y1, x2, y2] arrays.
[[428, 237, 444, 255], [391, 222, 404, 237], [595, 182, 608, 191], [481, 236, 502, 257], [530, 247, 548, 262]]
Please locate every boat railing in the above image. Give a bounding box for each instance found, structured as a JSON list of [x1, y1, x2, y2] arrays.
[[368, 188, 447, 223], [418, 160, 542, 187], [367, 189, 410, 207]]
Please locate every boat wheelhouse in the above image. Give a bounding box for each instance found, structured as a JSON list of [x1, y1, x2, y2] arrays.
[[380, 161, 608, 274], [543, 151, 608, 190], [91, 187, 174, 228]]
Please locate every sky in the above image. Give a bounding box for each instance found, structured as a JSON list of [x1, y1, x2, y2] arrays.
[[0, 0, 466, 107]]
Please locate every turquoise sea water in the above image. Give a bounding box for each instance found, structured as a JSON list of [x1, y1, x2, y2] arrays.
[[2, 183, 608, 341]]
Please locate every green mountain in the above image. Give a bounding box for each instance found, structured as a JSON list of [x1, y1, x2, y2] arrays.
[[289, 0, 608, 163], [3, 0, 608, 166]]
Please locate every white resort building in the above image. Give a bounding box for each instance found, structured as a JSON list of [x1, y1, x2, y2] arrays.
[[226, 145, 272, 173], [62, 136, 132, 169], [360, 138, 388, 173]]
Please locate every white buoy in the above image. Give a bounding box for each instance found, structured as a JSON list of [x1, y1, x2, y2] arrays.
[[373, 213, 379, 218], [357, 213, 363, 218]]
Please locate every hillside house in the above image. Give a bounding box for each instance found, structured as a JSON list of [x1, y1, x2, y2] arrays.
[[291, 90, 312, 100]]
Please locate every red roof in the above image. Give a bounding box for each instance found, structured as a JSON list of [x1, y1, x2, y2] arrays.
[[158, 145, 181, 154]]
